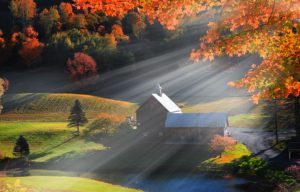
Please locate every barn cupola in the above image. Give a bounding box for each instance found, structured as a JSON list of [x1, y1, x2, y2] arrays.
[[156, 83, 163, 96]]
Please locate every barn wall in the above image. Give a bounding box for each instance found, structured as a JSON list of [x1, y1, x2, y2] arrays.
[[136, 97, 168, 136], [164, 127, 224, 144]]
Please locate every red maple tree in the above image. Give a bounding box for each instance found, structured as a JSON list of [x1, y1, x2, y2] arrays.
[[67, 52, 97, 80]]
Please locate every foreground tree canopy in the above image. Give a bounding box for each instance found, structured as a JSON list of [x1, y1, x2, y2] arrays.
[[73, 0, 300, 104]]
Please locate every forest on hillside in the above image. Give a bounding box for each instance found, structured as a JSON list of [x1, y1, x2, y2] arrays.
[[0, 0, 207, 79]]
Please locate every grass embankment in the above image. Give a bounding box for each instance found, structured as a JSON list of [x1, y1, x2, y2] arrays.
[[0, 176, 141, 192], [0, 93, 137, 162], [207, 143, 251, 164]]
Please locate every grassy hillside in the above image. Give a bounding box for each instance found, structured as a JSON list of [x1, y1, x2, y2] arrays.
[[0, 176, 142, 192], [0, 93, 137, 161], [1, 93, 137, 121]]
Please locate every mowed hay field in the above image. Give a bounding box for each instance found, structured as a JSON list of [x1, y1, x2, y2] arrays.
[[0, 176, 142, 192], [0, 93, 137, 162]]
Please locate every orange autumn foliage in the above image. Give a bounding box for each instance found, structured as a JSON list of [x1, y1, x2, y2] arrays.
[[190, 0, 300, 103], [111, 24, 129, 41], [19, 38, 44, 66], [0, 30, 5, 48], [73, 0, 213, 30], [59, 2, 75, 27], [209, 135, 236, 156], [12, 26, 44, 66], [96, 112, 125, 124]]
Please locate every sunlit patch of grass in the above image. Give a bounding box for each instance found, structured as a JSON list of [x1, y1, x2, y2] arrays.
[[209, 143, 251, 164], [229, 113, 271, 128], [0, 176, 142, 192], [182, 97, 253, 113], [182, 97, 270, 128]]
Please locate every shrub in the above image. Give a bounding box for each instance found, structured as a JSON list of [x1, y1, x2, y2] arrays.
[[67, 52, 97, 80], [209, 135, 236, 157], [265, 170, 296, 186], [0, 180, 29, 192], [285, 164, 300, 180], [236, 156, 268, 175]]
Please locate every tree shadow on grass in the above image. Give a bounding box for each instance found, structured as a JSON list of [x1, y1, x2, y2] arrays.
[[29, 135, 77, 161]]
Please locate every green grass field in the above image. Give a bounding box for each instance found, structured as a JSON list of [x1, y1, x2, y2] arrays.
[[0, 176, 141, 192], [182, 97, 271, 128], [0, 93, 136, 162]]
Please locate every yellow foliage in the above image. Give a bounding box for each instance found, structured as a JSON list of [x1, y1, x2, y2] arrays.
[[0, 180, 29, 192]]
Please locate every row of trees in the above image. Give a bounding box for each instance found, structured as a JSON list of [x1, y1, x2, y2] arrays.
[[0, 0, 148, 79]]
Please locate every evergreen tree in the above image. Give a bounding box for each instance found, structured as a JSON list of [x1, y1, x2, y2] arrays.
[[68, 100, 88, 136], [13, 135, 30, 158]]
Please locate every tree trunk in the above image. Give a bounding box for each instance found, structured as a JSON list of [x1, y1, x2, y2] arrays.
[[77, 124, 80, 136], [294, 96, 300, 138]]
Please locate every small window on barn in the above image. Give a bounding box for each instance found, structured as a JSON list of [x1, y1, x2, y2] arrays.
[[158, 132, 163, 137]]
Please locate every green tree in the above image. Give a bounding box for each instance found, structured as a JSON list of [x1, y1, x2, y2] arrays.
[[39, 7, 60, 37], [0, 77, 9, 114], [10, 0, 36, 25], [73, 14, 87, 29], [13, 135, 30, 158], [68, 100, 88, 136]]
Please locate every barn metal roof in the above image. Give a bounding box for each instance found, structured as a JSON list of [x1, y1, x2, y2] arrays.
[[152, 93, 182, 113], [165, 112, 228, 128]]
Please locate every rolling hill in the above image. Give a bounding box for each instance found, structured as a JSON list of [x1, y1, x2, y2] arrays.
[[0, 93, 137, 161]]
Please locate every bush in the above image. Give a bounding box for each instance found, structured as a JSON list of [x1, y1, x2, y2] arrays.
[[265, 170, 296, 186], [67, 52, 97, 80], [236, 156, 268, 175], [85, 118, 119, 137], [232, 156, 296, 186], [209, 135, 236, 157], [285, 164, 300, 180], [0, 180, 29, 192]]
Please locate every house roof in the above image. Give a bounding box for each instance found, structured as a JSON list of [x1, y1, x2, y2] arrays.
[[165, 112, 228, 128], [152, 93, 182, 113]]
